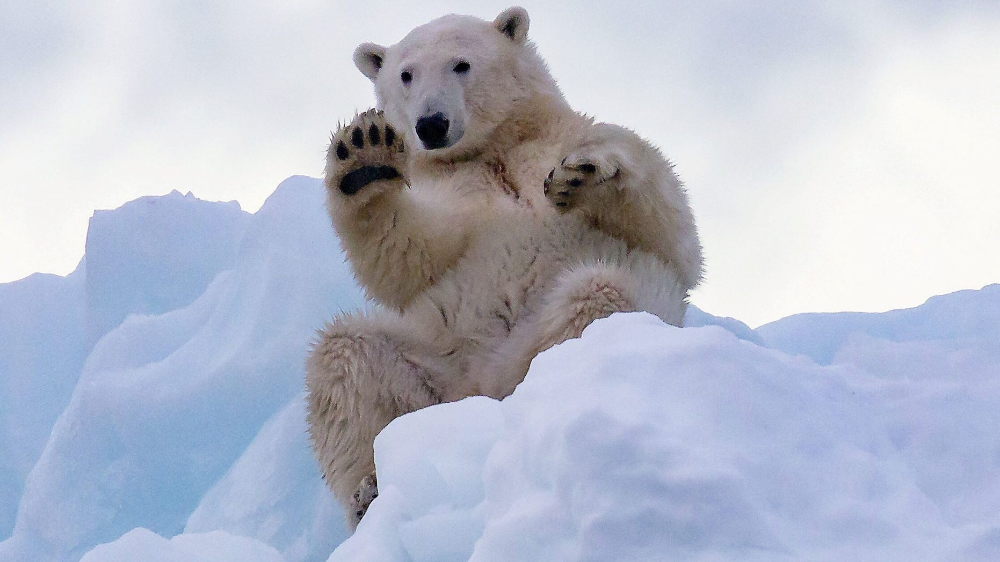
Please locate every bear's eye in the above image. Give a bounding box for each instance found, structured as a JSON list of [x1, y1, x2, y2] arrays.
[[453, 61, 471, 74], [400, 71, 412, 84]]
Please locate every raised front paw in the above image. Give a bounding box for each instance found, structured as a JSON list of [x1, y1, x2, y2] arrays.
[[349, 471, 378, 526], [326, 109, 407, 197], [544, 154, 620, 211]]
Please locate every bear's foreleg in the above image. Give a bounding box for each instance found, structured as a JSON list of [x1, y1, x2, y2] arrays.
[[305, 310, 455, 528], [546, 122, 703, 289], [325, 110, 475, 310]]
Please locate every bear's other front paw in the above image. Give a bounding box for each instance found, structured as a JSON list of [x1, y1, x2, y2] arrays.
[[349, 471, 379, 526], [327, 109, 408, 197], [544, 155, 620, 212]]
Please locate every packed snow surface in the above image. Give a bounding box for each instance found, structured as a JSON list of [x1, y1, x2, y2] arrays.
[[1, 175, 997, 561], [79, 527, 286, 562]]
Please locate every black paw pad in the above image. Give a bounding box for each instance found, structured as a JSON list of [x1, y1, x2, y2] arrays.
[[384, 126, 395, 147], [351, 127, 364, 148], [578, 163, 597, 174], [336, 141, 349, 161], [339, 165, 401, 195], [368, 123, 381, 145], [569, 178, 583, 187]]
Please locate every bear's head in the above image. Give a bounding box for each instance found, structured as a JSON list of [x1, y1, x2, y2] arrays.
[[353, 7, 556, 158]]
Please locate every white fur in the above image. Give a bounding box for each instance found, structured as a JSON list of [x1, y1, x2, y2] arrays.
[[307, 7, 703, 529]]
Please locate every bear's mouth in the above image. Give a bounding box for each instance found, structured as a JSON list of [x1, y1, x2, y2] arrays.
[[421, 138, 450, 150]]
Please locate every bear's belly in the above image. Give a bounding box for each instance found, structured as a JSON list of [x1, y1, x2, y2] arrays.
[[413, 213, 632, 353]]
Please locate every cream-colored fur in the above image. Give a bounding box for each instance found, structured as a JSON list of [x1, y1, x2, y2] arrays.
[[306, 7, 702, 528]]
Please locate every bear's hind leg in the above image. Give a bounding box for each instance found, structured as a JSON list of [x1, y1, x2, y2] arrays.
[[478, 263, 636, 399], [305, 310, 452, 528], [535, 263, 637, 346]]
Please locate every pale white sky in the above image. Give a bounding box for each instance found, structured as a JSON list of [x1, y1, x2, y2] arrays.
[[2, 1, 998, 326]]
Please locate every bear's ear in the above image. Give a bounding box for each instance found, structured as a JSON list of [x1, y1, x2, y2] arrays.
[[353, 43, 387, 81], [494, 7, 529, 45]]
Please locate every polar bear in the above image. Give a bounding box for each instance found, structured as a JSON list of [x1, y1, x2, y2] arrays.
[[306, 6, 702, 528]]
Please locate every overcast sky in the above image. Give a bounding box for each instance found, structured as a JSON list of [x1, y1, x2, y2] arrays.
[[2, 0, 998, 326]]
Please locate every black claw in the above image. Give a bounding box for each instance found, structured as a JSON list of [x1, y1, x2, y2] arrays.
[[372, 492, 378, 498], [351, 127, 364, 148], [384, 126, 395, 146], [369, 123, 381, 145], [355, 510, 364, 518], [336, 141, 349, 160], [569, 178, 582, 187], [578, 163, 596, 174], [561, 157, 567, 165], [547, 169, 554, 179]]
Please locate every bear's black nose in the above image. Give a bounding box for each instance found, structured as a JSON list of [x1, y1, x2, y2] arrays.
[[415, 113, 450, 149]]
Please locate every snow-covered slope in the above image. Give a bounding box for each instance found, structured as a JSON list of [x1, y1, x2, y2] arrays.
[[326, 312, 999, 561], [0, 177, 364, 561]]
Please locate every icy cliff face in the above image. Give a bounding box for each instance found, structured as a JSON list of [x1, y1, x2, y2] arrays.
[[183, 394, 349, 562], [83, 190, 250, 346], [1, 190, 251, 541], [0, 266, 87, 538], [0, 177, 364, 562]]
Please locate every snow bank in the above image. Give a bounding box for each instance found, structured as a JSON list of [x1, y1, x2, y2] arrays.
[[3, 172, 998, 561], [332, 312, 1000, 561]]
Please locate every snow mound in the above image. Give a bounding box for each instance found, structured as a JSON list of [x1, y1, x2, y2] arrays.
[[683, 304, 763, 345], [332, 312, 999, 561]]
